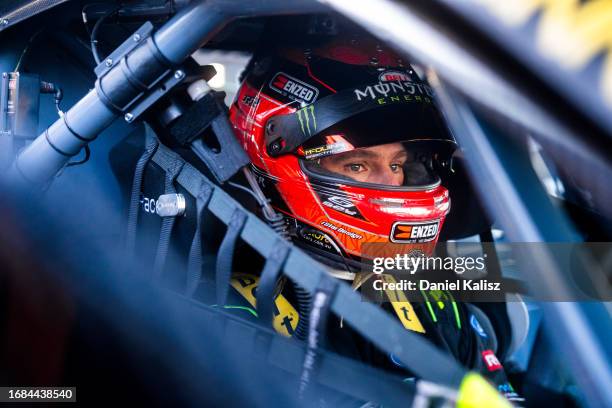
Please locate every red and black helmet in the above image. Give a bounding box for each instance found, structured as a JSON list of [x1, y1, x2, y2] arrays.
[[229, 37, 456, 270]]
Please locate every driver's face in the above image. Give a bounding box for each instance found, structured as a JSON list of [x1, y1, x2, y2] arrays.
[[318, 142, 407, 186]]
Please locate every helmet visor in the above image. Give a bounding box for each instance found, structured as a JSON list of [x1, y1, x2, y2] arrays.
[[303, 141, 442, 189], [298, 103, 456, 189], [299, 104, 455, 189]]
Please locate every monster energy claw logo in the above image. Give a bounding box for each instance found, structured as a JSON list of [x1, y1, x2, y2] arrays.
[[296, 105, 317, 136]]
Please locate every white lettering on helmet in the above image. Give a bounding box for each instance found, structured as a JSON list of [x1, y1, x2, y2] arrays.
[[269, 72, 319, 104]]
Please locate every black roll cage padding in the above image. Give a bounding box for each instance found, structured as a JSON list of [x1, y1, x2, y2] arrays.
[[168, 91, 225, 147]]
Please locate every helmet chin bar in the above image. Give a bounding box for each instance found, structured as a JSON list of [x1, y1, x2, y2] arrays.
[[7, 0, 327, 187]]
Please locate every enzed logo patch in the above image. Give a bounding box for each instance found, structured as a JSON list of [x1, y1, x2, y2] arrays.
[[269, 72, 319, 104], [390, 221, 439, 243]]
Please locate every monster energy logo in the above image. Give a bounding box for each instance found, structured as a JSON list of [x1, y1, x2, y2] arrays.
[[296, 105, 317, 136]]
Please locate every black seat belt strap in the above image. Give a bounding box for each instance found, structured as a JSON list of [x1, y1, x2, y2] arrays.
[[257, 241, 290, 328], [152, 157, 185, 281], [215, 208, 247, 306], [126, 126, 158, 255], [298, 276, 338, 400], [185, 180, 213, 297]]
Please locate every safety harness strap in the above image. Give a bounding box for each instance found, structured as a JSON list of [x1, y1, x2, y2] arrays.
[[257, 240, 290, 328], [126, 126, 158, 255], [299, 277, 338, 399], [216, 208, 247, 305], [185, 179, 213, 298], [152, 147, 185, 282]]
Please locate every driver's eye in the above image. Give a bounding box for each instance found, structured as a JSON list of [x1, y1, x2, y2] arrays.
[[346, 163, 365, 173], [390, 164, 401, 172]]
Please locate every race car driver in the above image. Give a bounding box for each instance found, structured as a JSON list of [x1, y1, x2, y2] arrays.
[[226, 35, 523, 403]]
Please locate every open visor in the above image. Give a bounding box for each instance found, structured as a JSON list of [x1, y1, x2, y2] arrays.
[[290, 96, 457, 189], [301, 140, 447, 189]]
